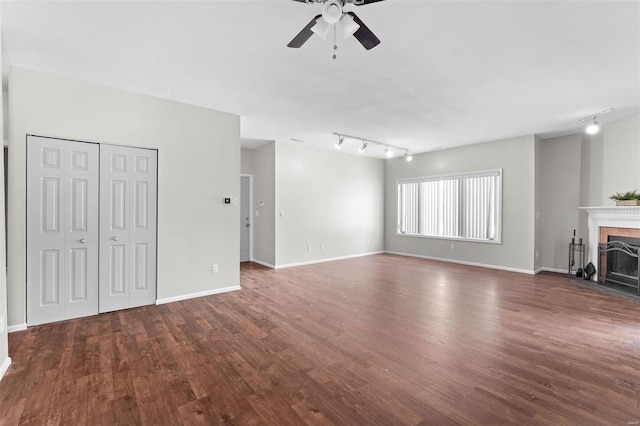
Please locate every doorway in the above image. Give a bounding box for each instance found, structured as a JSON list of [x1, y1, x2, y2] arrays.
[[240, 175, 252, 262]]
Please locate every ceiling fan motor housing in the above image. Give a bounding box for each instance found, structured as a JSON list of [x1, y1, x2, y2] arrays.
[[322, 0, 343, 24]]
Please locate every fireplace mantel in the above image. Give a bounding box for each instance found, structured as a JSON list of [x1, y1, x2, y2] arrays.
[[578, 206, 640, 281], [578, 206, 640, 215]]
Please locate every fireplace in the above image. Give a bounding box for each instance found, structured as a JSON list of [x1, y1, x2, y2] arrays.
[[598, 233, 640, 294], [578, 207, 640, 293]]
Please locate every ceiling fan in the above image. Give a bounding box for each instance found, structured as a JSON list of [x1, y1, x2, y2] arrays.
[[287, 0, 385, 51]]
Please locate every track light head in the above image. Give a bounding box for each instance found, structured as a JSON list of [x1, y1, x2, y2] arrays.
[[335, 135, 344, 149], [404, 151, 413, 162], [385, 146, 393, 158], [586, 119, 600, 135], [359, 141, 368, 153]]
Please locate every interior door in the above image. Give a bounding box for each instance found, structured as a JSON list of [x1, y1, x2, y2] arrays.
[[27, 136, 99, 326], [99, 144, 157, 313], [240, 175, 251, 262]]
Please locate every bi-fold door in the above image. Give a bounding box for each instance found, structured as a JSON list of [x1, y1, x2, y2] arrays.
[[99, 144, 157, 313], [26, 136, 158, 326]]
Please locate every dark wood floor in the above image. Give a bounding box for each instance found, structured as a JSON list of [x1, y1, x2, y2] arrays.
[[2, 254, 640, 425]]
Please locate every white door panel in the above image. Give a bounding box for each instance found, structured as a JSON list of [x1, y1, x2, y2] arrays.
[[27, 136, 99, 325], [99, 144, 157, 313]]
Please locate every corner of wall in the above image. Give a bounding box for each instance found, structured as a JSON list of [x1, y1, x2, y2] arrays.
[[0, 15, 10, 378]]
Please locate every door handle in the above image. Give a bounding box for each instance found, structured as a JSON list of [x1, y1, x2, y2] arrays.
[[79, 239, 86, 244], [112, 237, 118, 241]]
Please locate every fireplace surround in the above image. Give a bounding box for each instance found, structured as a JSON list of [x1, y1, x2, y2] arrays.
[[578, 207, 640, 291], [598, 235, 640, 294]]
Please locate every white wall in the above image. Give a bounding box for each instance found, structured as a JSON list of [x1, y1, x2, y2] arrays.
[[275, 141, 385, 266], [385, 135, 537, 273], [241, 143, 276, 266], [7, 67, 240, 327], [0, 11, 10, 380]]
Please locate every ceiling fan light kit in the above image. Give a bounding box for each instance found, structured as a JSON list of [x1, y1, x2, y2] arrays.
[[322, 0, 343, 24], [341, 13, 360, 39], [311, 18, 331, 40], [288, 0, 383, 53]]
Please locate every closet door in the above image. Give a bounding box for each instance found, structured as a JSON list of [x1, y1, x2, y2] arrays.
[[26, 136, 99, 326], [99, 144, 157, 313]]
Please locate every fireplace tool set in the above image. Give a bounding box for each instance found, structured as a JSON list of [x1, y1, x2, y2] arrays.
[[568, 229, 585, 276], [568, 229, 596, 279]]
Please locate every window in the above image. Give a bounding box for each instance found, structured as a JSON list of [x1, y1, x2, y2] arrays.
[[397, 170, 502, 243]]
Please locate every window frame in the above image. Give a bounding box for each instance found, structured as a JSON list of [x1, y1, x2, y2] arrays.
[[396, 169, 503, 244]]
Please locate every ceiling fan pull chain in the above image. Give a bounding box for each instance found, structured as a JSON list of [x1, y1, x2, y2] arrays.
[[333, 24, 338, 60]]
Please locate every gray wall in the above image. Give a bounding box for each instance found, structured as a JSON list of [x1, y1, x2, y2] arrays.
[[241, 143, 276, 266], [539, 114, 640, 271], [540, 134, 582, 271], [599, 114, 640, 206], [534, 136, 544, 271], [275, 141, 385, 266], [7, 67, 241, 327], [385, 135, 537, 273]]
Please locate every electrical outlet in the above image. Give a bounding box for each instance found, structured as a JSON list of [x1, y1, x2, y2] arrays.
[[307, 245, 312, 251], [366, 239, 370, 245], [535, 250, 539, 258], [0, 316, 4, 334], [212, 264, 219, 273], [450, 243, 455, 250], [321, 243, 325, 250]]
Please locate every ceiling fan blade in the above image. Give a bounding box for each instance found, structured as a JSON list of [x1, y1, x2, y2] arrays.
[[287, 15, 322, 48], [351, 0, 387, 5], [347, 12, 381, 50]]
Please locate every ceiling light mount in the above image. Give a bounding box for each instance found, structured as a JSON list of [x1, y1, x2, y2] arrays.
[[576, 108, 614, 135], [333, 132, 412, 160]]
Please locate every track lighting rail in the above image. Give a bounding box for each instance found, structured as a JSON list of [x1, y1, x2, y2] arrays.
[[333, 132, 412, 160]]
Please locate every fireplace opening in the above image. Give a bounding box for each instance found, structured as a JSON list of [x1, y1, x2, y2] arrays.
[[598, 235, 640, 295]]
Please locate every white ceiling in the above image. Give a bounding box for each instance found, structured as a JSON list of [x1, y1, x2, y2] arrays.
[[2, 1, 639, 158]]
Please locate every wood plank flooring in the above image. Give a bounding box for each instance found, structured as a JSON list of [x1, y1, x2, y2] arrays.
[[2, 254, 640, 425]]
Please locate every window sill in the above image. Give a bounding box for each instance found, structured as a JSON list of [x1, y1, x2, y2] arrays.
[[396, 233, 502, 245]]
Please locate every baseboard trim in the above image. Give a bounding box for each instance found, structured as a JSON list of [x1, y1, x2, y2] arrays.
[[275, 251, 385, 269], [0, 357, 11, 382], [385, 251, 535, 275], [535, 267, 568, 275], [8, 324, 27, 333], [250, 259, 276, 269], [156, 285, 242, 305]]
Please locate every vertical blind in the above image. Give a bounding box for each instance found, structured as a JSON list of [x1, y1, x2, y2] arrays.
[[397, 170, 501, 242]]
